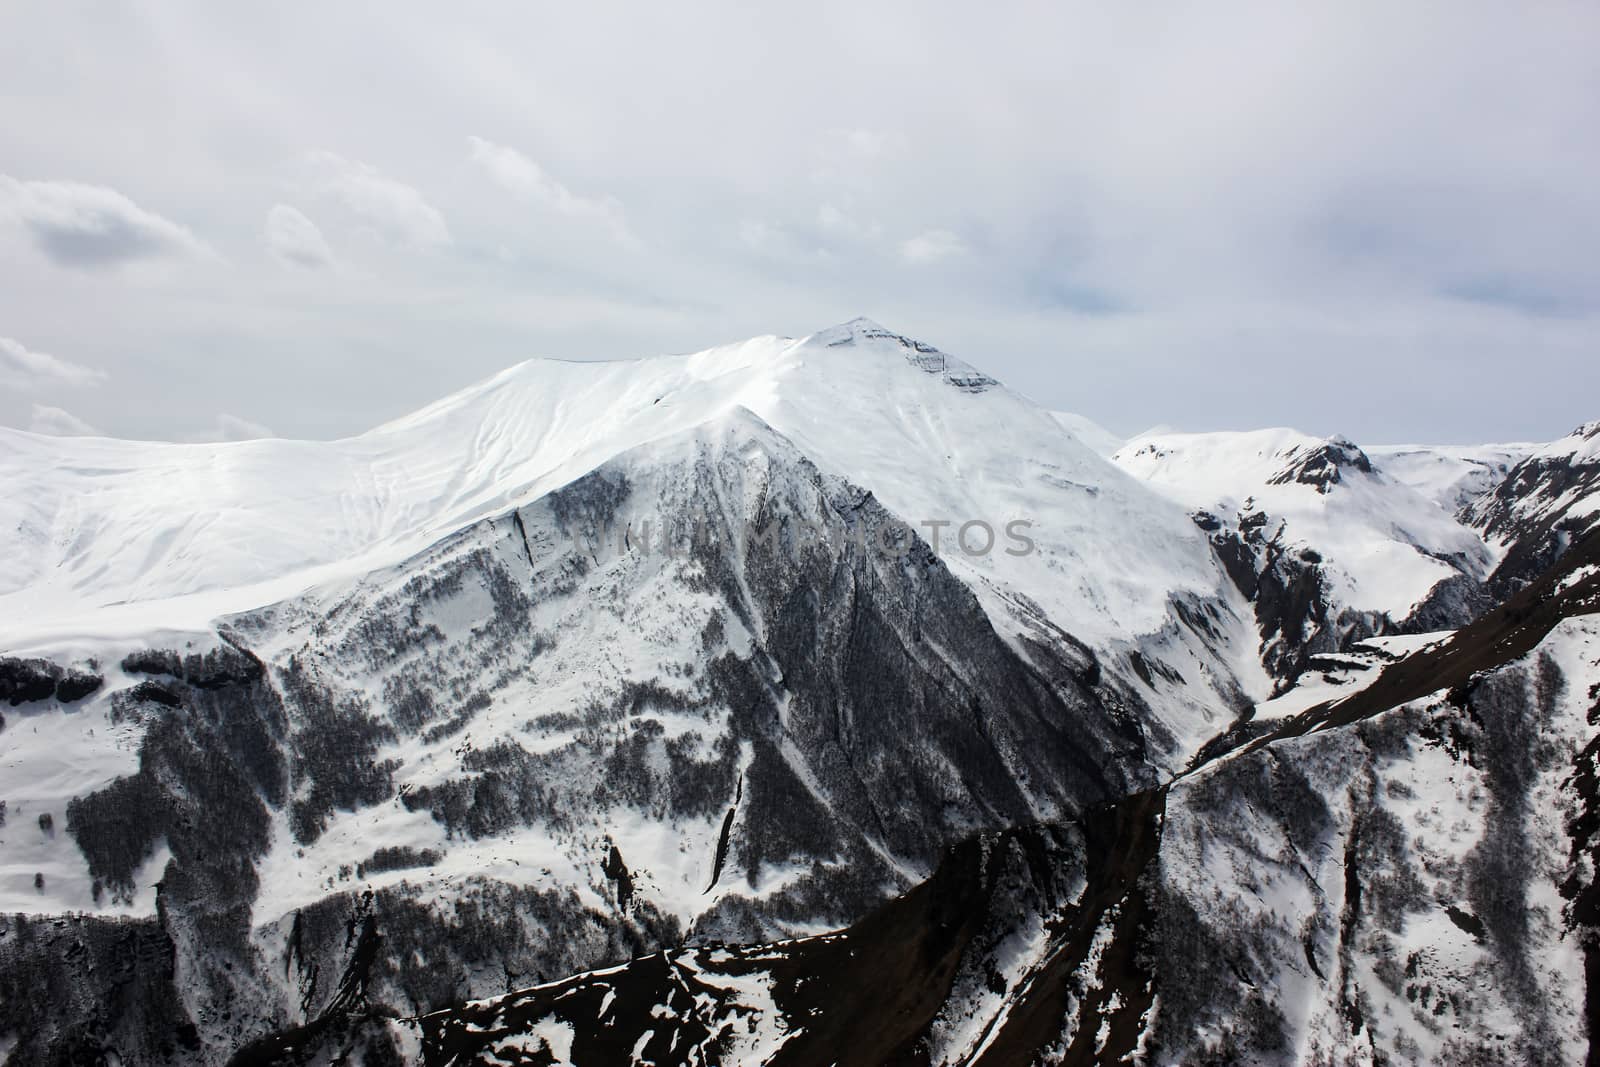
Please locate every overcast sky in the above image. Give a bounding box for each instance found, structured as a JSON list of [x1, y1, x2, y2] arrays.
[[1, 2, 1596, 445]]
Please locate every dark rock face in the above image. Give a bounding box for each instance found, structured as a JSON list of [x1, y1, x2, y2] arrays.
[[1266, 436, 1374, 494], [1467, 421, 1600, 598], [1196, 511, 1386, 685], [688, 471, 1147, 918], [125, 679, 183, 708], [1402, 571, 1494, 633]]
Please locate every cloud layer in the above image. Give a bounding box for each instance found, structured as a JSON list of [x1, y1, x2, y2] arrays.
[[0, 4, 1594, 444]]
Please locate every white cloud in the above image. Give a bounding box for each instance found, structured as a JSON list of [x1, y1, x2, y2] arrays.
[[0, 335, 107, 389], [29, 403, 99, 436], [899, 229, 965, 265], [467, 136, 632, 243], [0, 4, 1594, 442], [0, 176, 212, 269], [309, 152, 450, 247], [264, 204, 336, 269]]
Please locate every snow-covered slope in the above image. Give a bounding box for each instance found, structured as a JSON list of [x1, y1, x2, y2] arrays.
[[1368, 441, 1534, 513], [1, 320, 1235, 651], [0, 319, 1266, 760], [1114, 428, 1495, 680], [1048, 410, 1124, 458], [1115, 428, 1490, 621]]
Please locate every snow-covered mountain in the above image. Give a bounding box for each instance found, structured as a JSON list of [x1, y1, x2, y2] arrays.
[[1048, 410, 1124, 459], [1465, 420, 1600, 597], [1113, 428, 1498, 682], [2, 319, 1598, 1065]]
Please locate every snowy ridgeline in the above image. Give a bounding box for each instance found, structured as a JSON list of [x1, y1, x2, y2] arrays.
[[0, 319, 1598, 1064]]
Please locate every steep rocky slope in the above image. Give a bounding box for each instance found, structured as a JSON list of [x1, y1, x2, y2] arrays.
[[1465, 421, 1600, 599], [0, 323, 1267, 1064], [335, 530, 1600, 1067]]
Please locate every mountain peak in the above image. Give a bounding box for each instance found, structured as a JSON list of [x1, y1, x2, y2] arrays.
[[807, 316, 925, 349], [804, 318, 1000, 392], [1265, 434, 1374, 494]]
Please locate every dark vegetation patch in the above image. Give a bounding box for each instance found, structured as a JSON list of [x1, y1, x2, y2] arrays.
[[358, 846, 443, 878], [0, 913, 200, 1065], [121, 644, 264, 689], [281, 656, 398, 845], [0, 656, 104, 705]]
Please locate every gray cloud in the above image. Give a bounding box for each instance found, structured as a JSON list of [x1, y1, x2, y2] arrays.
[[28, 403, 99, 436], [0, 176, 211, 269], [264, 204, 336, 269], [1442, 277, 1589, 319], [0, 335, 107, 389]]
